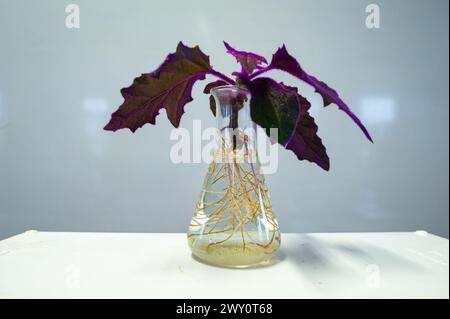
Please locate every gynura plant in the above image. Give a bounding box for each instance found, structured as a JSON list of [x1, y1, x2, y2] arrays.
[[104, 42, 372, 170]]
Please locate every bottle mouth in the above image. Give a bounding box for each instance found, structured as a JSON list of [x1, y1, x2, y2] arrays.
[[210, 85, 250, 96]]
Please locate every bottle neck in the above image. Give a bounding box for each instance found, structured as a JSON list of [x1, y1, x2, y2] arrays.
[[211, 86, 256, 154]]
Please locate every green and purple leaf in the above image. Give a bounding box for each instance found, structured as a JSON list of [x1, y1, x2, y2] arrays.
[[224, 41, 267, 76], [247, 80, 329, 170], [251, 45, 373, 142], [285, 89, 330, 171], [246, 78, 299, 146]]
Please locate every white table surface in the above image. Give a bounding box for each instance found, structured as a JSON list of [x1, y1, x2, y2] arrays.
[[0, 230, 448, 299]]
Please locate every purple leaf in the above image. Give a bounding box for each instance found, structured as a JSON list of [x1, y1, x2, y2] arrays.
[[285, 88, 330, 171], [223, 41, 267, 76], [255, 45, 373, 142], [203, 80, 228, 116], [104, 42, 217, 132]]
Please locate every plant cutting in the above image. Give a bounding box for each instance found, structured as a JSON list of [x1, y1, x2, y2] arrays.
[[104, 42, 372, 268]]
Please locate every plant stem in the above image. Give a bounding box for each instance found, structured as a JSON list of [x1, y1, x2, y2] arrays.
[[208, 70, 236, 85], [247, 66, 273, 80]]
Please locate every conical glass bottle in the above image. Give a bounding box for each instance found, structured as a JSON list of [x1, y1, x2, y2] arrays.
[[187, 85, 281, 268]]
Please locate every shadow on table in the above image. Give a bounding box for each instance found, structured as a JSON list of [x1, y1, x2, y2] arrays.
[[280, 234, 426, 284]]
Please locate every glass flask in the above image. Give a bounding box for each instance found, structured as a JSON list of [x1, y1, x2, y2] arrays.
[[187, 85, 281, 268]]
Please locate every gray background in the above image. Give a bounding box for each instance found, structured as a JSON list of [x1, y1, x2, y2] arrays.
[[0, 0, 448, 240]]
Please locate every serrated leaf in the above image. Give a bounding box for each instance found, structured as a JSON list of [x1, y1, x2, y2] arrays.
[[285, 91, 330, 171], [247, 78, 299, 146], [224, 41, 267, 76], [267, 45, 373, 142], [104, 42, 213, 132]]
